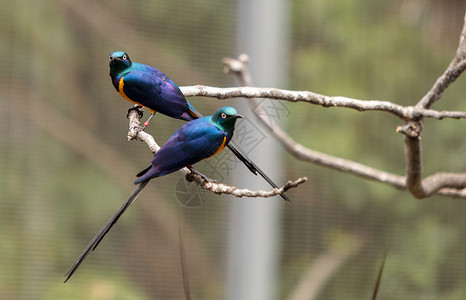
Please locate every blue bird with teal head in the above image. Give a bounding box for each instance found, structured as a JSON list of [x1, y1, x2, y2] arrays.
[[109, 50, 198, 125], [65, 107, 242, 282], [135, 106, 241, 184], [107, 51, 291, 202]]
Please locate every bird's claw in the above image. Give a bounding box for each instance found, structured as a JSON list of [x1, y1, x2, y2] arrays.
[[187, 168, 217, 183], [127, 105, 144, 119]]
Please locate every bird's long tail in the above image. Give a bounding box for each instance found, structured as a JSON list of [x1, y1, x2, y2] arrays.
[[190, 108, 290, 202], [64, 180, 150, 283], [226, 143, 290, 201]]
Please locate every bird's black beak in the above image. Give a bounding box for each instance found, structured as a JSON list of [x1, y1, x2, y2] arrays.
[[233, 114, 243, 119]]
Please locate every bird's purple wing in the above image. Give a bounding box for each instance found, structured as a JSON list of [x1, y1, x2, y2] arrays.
[[135, 118, 226, 183], [121, 64, 195, 120]]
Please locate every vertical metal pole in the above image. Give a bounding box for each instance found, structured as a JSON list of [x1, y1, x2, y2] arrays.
[[226, 0, 289, 299]]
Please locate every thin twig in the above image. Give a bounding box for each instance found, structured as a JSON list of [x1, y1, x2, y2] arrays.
[[416, 13, 466, 109]]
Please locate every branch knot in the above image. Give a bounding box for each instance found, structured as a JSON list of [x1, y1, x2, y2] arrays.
[[396, 121, 423, 138]]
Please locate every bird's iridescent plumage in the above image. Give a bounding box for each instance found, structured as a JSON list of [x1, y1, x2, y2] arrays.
[[135, 106, 241, 183], [109, 51, 197, 121]]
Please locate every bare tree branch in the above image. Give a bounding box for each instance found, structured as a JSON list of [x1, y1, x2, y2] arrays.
[[416, 12, 466, 109], [180, 86, 466, 120], [126, 109, 307, 198], [185, 170, 307, 198], [127, 108, 161, 153], [400, 12, 466, 198], [400, 120, 466, 198]]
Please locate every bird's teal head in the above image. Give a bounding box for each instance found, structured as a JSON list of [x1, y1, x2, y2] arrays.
[[212, 106, 242, 131], [109, 51, 132, 76]]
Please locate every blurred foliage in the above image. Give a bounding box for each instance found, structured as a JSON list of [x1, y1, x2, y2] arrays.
[[0, 0, 465, 299]]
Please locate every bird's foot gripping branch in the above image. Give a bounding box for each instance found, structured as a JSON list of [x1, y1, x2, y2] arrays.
[[186, 167, 217, 184], [126, 104, 144, 119]]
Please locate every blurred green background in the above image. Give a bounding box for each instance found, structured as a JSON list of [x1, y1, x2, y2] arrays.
[[0, 0, 465, 299]]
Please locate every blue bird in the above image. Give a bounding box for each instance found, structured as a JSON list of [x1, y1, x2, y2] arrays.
[[109, 50, 197, 125], [65, 107, 242, 282], [108, 51, 290, 202]]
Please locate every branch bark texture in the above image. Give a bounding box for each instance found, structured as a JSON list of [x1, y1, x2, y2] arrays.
[[181, 85, 466, 121]]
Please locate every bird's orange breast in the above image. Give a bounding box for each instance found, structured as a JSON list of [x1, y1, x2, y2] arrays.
[[210, 135, 227, 158], [118, 77, 155, 113]]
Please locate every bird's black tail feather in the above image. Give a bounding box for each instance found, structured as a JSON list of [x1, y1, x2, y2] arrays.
[[192, 109, 290, 201], [226, 143, 291, 202], [136, 165, 152, 177], [64, 180, 150, 283]]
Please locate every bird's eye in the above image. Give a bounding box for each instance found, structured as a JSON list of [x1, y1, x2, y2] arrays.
[[122, 54, 127, 60], [221, 113, 227, 119]]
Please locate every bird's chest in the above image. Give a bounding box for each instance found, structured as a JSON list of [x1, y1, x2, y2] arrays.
[[214, 129, 234, 156], [114, 75, 139, 105], [210, 133, 228, 157]]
